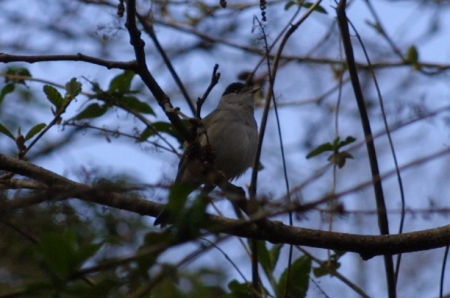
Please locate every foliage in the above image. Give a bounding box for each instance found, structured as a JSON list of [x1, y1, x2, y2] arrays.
[[1, 0, 450, 297]]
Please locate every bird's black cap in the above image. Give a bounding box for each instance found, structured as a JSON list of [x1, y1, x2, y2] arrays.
[[222, 82, 253, 96]]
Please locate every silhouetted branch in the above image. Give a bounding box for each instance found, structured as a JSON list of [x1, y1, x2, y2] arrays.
[[124, 0, 194, 142], [2, 153, 450, 261], [0, 53, 137, 70]]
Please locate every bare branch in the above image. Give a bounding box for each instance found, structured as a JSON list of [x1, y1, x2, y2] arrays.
[[1, 154, 450, 261], [0, 53, 137, 70]]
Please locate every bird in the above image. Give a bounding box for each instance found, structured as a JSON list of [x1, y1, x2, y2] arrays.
[[153, 82, 259, 227]]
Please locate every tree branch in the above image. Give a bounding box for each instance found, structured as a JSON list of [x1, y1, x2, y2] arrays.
[[124, 0, 194, 142], [1, 153, 450, 261], [0, 53, 137, 70], [337, 1, 395, 296]]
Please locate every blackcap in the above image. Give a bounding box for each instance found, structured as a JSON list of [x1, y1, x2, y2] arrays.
[[154, 82, 259, 227]]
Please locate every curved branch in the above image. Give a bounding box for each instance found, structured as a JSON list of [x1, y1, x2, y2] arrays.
[[1, 153, 450, 261]]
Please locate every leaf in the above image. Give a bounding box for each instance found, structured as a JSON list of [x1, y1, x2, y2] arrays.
[[74, 242, 103, 268], [269, 243, 283, 271], [306, 142, 333, 158], [303, 2, 328, 14], [74, 103, 108, 120], [365, 20, 383, 34], [170, 183, 191, 207], [407, 45, 420, 70], [137, 122, 183, 145], [226, 280, 253, 298], [43, 85, 64, 110], [253, 240, 272, 277], [166, 182, 194, 222], [307, 136, 356, 160], [174, 193, 209, 239], [108, 70, 135, 93], [39, 232, 79, 278], [137, 126, 154, 143], [249, 241, 283, 282], [25, 123, 46, 141], [407, 45, 419, 63], [277, 255, 311, 298], [313, 259, 341, 277], [0, 83, 15, 104], [152, 121, 183, 144], [339, 136, 356, 148], [5, 67, 32, 85], [39, 232, 102, 282], [284, 1, 295, 10], [119, 96, 155, 115], [0, 122, 14, 140], [328, 151, 353, 168], [65, 78, 82, 98], [312, 251, 344, 277], [89, 81, 103, 93]]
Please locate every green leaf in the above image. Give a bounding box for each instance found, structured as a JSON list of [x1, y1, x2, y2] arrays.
[[249, 241, 283, 283], [137, 126, 154, 142], [43, 85, 64, 110], [303, 2, 328, 14], [328, 151, 353, 168], [270, 243, 283, 271], [0, 83, 15, 104], [0, 122, 14, 140], [284, 1, 295, 10], [174, 193, 209, 239], [89, 81, 103, 93], [25, 123, 46, 141], [307, 136, 356, 160], [5, 67, 32, 85], [137, 122, 183, 144], [277, 255, 311, 298], [313, 259, 341, 277], [140, 232, 171, 265], [167, 183, 192, 218], [312, 251, 344, 277], [407, 45, 420, 70], [74, 103, 108, 120], [339, 136, 356, 148], [108, 70, 135, 93], [65, 78, 82, 98], [166, 182, 194, 223], [24, 281, 54, 296], [152, 121, 183, 144], [306, 142, 333, 158], [365, 20, 383, 34], [39, 232, 79, 278], [254, 240, 272, 277], [407, 45, 419, 63], [74, 242, 103, 268], [226, 280, 253, 298], [119, 96, 155, 115], [331, 136, 341, 147]]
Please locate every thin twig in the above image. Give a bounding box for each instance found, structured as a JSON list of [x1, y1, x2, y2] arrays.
[[347, 18, 407, 287], [297, 246, 370, 298], [125, 0, 194, 143], [0, 53, 137, 70], [196, 64, 221, 118], [136, 12, 196, 115], [440, 246, 449, 298], [336, 2, 395, 296]]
